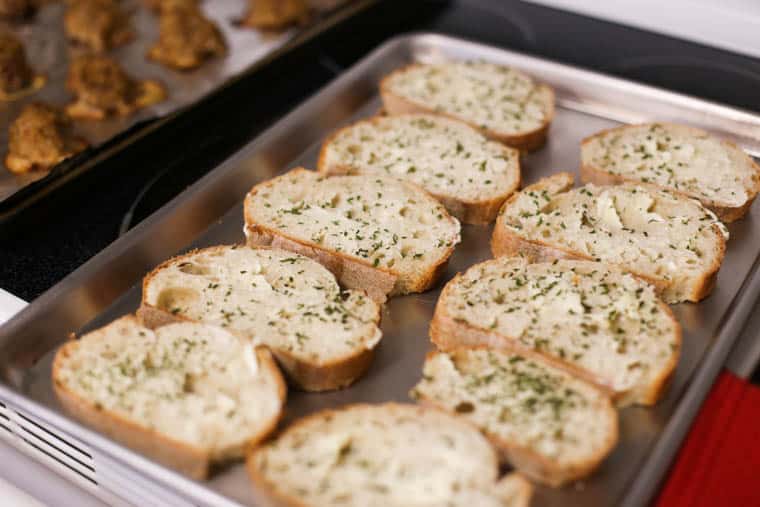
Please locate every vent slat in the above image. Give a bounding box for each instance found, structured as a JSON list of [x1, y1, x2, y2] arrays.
[[13, 410, 92, 460], [19, 436, 98, 486], [16, 423, 95, 474]]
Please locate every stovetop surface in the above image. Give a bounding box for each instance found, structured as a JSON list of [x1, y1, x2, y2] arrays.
[[3, 0, 760, 309]]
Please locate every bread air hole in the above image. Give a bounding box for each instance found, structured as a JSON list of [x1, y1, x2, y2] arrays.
[[156, 287, 200, 312], [178, 262, 212, 276]]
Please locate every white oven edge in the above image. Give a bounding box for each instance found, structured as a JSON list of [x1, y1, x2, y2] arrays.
[[521, 0, 760, 60], [0, 289, 26, 326]]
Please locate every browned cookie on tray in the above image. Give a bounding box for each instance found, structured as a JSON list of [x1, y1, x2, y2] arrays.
[[65, 54, 165, 119], [0, 31, 44, 99], [147, 0, 226, 71], [6, 103, 87, 174], [64, 0, 133, 52], [240, 0, 309, 30]]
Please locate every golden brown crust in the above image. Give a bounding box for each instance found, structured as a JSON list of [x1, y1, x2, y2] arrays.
[[243, 168, 458, 301], [580, 122, 760, 223], [247, 459, 311, 507], [52, 316, 286, 480], [316, 114, 521, 224], [491, 173, 726, 302], [429, 269, 682, 406], [379, 63, 554, 152], [485, 401, 618, 487], [494, 474, 533, 507], [137, 244, 382, 392], [641, 303, 682, 405], [418, 348, 619, 487]]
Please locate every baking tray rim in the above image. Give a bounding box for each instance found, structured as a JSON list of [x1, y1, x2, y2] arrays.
[[1, 31, 760, 506]]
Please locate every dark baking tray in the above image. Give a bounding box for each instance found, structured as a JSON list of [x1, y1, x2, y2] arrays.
[[0, 0, 378, 222]]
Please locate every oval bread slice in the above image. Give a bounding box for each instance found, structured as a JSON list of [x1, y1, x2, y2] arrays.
[[318, 113, 521, 224], [380, 61, 555, 151], [247, 403, 533, 507], [431, 257, 681, 406], [244, 168, 461, 302], [138, 245, 382, 392], [412, 349, 618, 487], [52, 315, 286, 480], [492, 172, 727, 303], [581, 123, 760, 222]]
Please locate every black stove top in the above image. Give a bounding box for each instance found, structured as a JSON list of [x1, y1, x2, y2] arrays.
[[3, 0, 760, 314]]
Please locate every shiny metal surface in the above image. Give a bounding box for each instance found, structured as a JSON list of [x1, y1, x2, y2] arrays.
[[0, 0, 370, 203], [2, 33, 760, 506]]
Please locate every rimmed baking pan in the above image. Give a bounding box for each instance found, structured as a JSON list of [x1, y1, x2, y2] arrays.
[[2, 33, 760, 506]]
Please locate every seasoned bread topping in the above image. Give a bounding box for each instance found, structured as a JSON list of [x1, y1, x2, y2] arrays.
[[438, 258, 679, 403], [582, 123, 760, 208], [249, 403, 531, 507], [55, 317, 283, 453], [321, 114, 519, 202], [499, 174, 727, 302], [245, 169, 461, 278], [413, 349, 616, 467], [384, 62, 552, 136], [143, 246, 381, 363]]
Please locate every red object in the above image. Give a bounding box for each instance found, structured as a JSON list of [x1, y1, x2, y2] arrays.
[[655, 370, 760, 507]]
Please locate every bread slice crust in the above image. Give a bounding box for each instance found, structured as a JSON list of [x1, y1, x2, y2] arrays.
[[138, 245, 382, 392], [491, 172, 727, 303], [380, 63, 555, 152], [52, 315, 286, 480], [430, 258, 681, 406], [413, 348, 619, 487], [317, 114, 521, 224], [581, 122, 760, 222], [244, 168, 460, 302], [247, 402, 533, 507]]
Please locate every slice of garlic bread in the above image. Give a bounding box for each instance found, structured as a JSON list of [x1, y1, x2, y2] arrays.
[[53, 315, 285, 480], [581, 122, 760, 222], [492, 172, 727, 303], [244, 168, 461, 302], [412, 349, 618, 487], [247, 403, 533, 507], [318, 113, 521, 224], [138, 245, 382, 392], [431, 257, 680, 406], [380, 61, 554, 151]]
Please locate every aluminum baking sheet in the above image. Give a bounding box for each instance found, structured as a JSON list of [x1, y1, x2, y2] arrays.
[[2, 33, 760, 507], [0, 0, 365, 202]]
